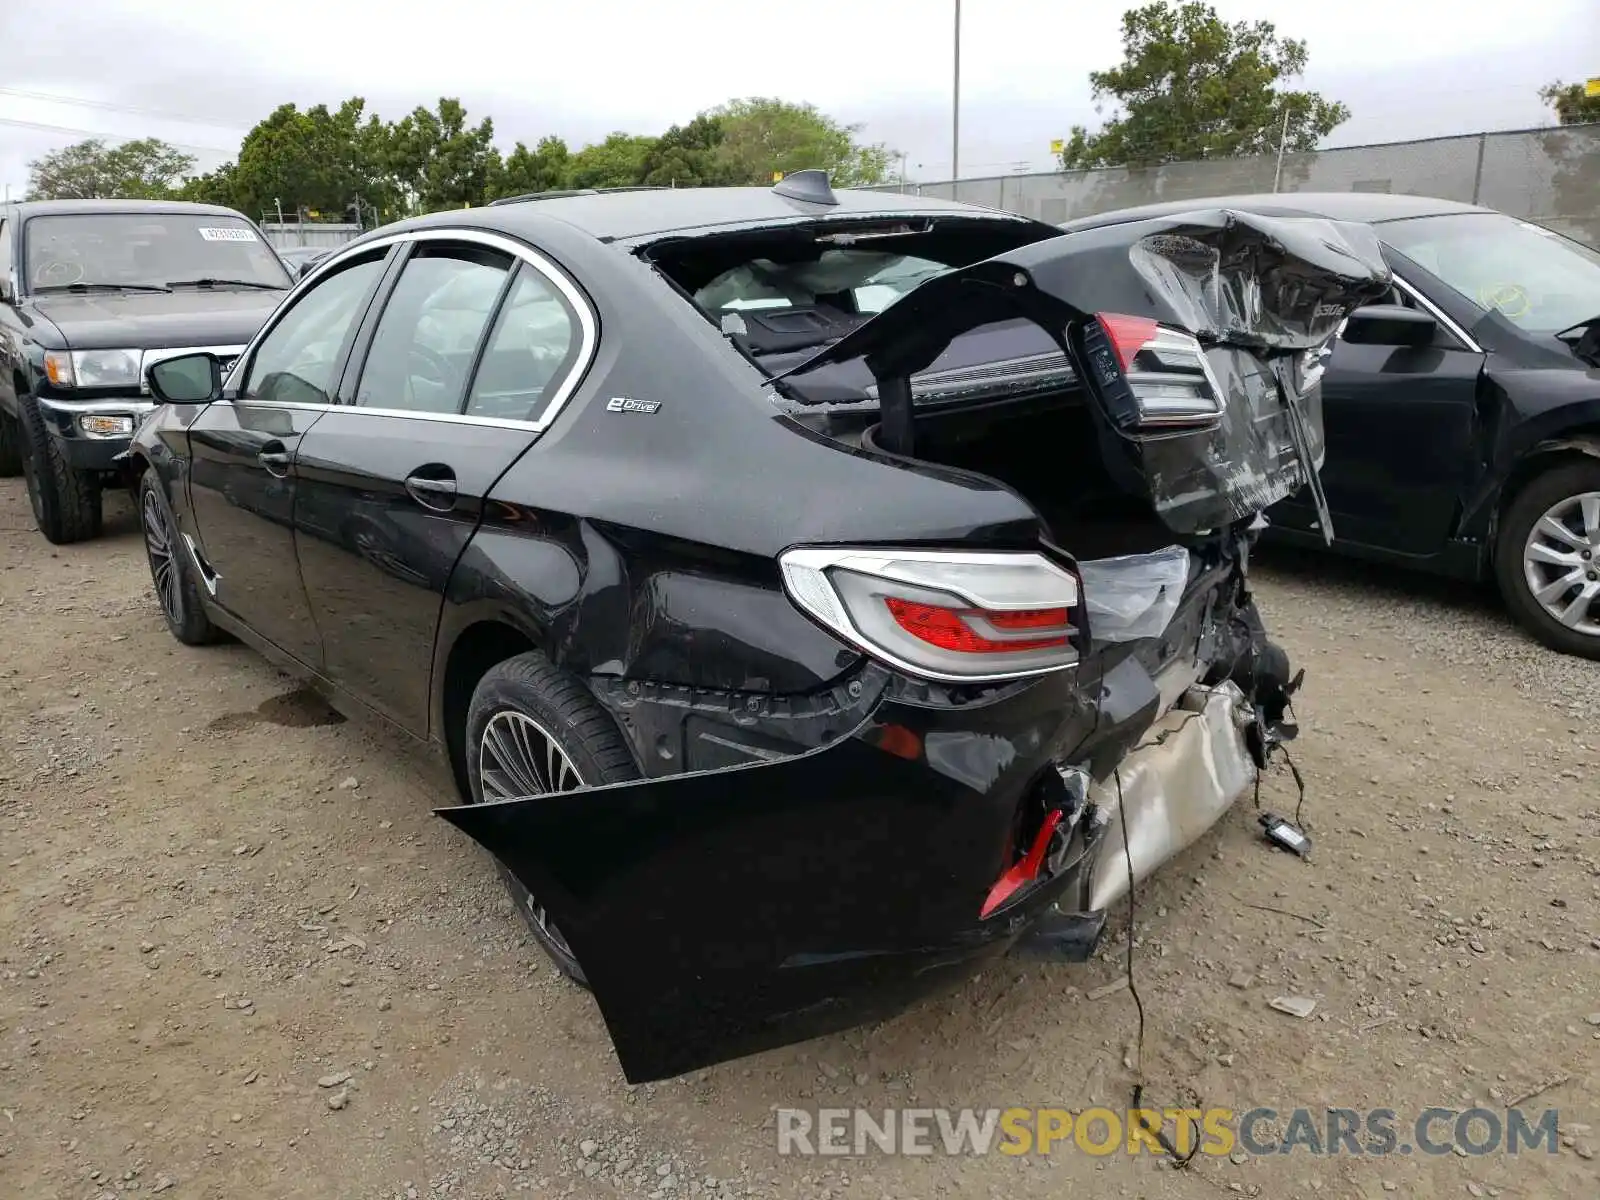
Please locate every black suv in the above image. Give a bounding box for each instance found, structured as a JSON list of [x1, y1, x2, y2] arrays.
[[0, 199, 292, 543]]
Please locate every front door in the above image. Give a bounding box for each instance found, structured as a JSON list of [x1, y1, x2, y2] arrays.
[[293, 238, 591, 735], [186, 248, 391, 665]]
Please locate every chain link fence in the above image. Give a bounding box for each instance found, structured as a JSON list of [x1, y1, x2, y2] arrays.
[[869, 124, 1600, 247]]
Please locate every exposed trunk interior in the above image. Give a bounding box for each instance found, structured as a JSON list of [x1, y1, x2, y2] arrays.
[[806, 392, 1181, 560]]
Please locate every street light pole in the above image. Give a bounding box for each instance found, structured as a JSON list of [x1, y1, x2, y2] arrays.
[[951, 0, 962, 191]]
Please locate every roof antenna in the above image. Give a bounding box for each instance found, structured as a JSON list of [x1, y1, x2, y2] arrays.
[[771, 169, 838, 206]]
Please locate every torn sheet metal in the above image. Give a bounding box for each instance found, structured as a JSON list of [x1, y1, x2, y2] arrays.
[[1078, 546, 1191, 643], [1125, 209, 1391, 351], [1086, 681, 1256, 912]]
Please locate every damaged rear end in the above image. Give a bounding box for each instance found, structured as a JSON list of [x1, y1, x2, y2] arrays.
[[439, 209, 1390, 1084]]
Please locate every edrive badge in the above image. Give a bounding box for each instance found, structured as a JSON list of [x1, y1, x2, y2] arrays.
[[606, 397, 661, 414]]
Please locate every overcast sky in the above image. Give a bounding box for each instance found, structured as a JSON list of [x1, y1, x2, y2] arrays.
[[2, 0, 1596, 201]]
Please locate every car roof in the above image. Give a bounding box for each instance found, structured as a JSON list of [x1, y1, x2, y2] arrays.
[[1059, 191, 1494, 232], [416, 185, 1035, 244], [11, 198, 254, 220]]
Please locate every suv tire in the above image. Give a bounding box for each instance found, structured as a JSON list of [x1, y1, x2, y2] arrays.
[[464, 650, 640, 986], [0, 411, 22, 476], [17, 394, 102, 544], [1495, 458, 1600, 661]]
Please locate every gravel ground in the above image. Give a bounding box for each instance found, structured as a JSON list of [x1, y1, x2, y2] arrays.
[[1, 479, 1597, 1200]]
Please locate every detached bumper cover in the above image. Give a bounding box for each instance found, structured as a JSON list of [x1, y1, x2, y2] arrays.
[[438, 636, 1279, 1083], [439, 665, 1109, 1083]]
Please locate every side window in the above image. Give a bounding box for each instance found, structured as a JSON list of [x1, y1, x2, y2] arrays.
[[0, 218, 11, 294], [354, 245, 511, 414], [464, 263, 583, 424], [241, 254, 385, 405]]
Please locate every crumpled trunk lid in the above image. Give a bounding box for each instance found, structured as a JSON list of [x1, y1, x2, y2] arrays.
[[773, 209, 1392, 537]]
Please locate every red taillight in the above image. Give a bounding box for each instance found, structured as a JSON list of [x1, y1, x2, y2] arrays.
[[778, 547, 1083, 684], [884, 598, 1071, 654], [1096, 313, 1160, 373]]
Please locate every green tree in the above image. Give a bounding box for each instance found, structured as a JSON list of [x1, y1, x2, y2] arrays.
[[565, 132, 658, 189], [218, 98, 390, 222], [1058, 1, 1349, 169], [26, 137, 195, 200], [493, 135, 573, 198], [639, 115, 733, 187], [708, 98, 893, 186], [385, 98, 502, 213], [1539, 81, 1600, 126]]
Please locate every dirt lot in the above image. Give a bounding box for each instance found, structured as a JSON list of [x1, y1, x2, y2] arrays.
[[2, 478, 1597, 1200]]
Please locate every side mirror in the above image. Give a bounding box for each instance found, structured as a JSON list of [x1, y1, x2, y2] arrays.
[[297, 261, 318, 280], [147, 352, 223, 405], [1341, 304, 1437, 348]]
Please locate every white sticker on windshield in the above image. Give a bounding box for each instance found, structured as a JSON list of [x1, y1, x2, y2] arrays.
[[198, 227, 258, 242]]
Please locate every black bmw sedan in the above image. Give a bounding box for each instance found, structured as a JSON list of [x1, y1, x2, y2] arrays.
[[128, 177, 1388, 1082], [1065, 194, 1600, 660]]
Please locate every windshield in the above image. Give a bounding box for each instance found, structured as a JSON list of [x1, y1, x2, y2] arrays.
[[23, 213, 292, 292], [694, 249, 951, 317], [1381, 212, 1600, 334]]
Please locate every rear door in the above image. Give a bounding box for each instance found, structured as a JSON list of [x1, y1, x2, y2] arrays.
[[292, 232, 594, 734]]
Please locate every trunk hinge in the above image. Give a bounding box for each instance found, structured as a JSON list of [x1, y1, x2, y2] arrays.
[[874, 370, 916, 456]]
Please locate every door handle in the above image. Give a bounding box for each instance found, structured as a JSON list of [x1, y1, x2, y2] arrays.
[[405, 471, 458, 511], [258, 441, 292, 477]]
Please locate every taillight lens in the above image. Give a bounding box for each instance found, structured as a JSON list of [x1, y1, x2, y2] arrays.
[[779, 548, 1083, 683], [1085, 312, 1226, 431]]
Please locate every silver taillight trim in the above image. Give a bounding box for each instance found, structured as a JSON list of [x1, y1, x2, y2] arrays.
[[778, 547, 1082, 684], [1123, 325, 1226, 429]]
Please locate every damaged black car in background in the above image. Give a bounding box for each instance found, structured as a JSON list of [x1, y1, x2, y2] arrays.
[[127, 178, 1389, 1083]]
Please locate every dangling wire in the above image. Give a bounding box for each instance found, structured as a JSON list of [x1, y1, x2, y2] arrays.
[[1116, 767, 1200, 1168]]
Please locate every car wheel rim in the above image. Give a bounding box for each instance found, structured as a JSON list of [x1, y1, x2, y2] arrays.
[[141, 491, 181, 622], [476, 710, 585, 958], [1522, 490, 1600, 637]]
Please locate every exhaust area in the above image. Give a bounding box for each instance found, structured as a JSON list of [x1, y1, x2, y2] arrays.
[[1086, 681, 1255, 912]]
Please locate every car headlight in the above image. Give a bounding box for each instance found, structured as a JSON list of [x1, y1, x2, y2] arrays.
[[42, 349, 144, 389]]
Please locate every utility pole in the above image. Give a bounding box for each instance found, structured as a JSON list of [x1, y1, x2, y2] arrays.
[[1271, 108, 1291, 193], [951, 0, 962, 190]]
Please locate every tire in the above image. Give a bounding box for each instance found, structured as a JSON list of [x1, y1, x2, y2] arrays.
[[138, 467, 220, 646], [17, 394, 102, 544], [1494, 458, 1600, 661], [463, 650, 640, 986], [0, 411, 22, 477]]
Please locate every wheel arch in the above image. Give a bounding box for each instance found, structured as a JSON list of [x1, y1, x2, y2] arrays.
[[1490, 428, 1600, 550], [435, 616, 541, 803]]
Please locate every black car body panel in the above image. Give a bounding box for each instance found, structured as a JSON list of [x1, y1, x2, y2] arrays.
[[128, 185, 1392, 1083]]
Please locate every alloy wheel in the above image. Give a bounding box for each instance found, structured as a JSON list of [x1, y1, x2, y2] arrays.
[[141, 490, 181, 623], [1521, 490, 1600, 637], [476, 709, 586, 956]]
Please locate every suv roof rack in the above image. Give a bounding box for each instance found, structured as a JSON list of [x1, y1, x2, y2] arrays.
[[488, 186, 670, 206]]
